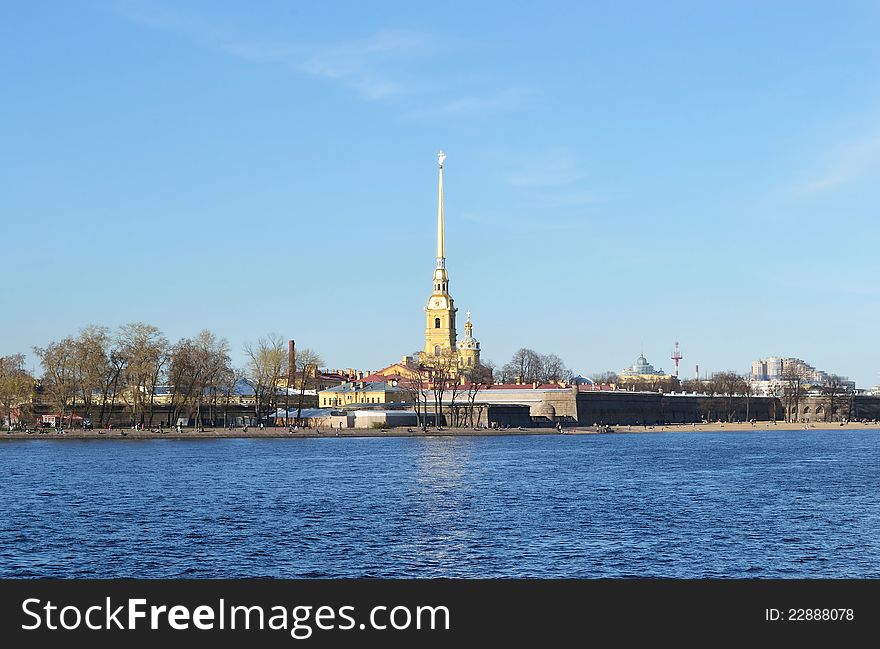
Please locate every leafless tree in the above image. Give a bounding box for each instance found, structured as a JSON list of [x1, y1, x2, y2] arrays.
[[168, 330, 231, 429], [591, 372, 620, 386], [425, 349, 459, 428], [711, 371, 748, 421], [743, 375, 754, 421], [540, 353, 571, 383], [782, 365, 807, 423], [464, 362, 494, 428], [447, 362, 466, 427], [117, 322, 170, 426], [0, 354, 34, 429], [243, 334, 287, 423], [401, 363, 432, 430], [501, 348, 571, 384], [765, 382, 782, 422], [822, 375, 850, 422], [33, 338, 77, 426], [293, 348, 323, 425], [501, 348, 542, 383], [71, 325, 114, 425]]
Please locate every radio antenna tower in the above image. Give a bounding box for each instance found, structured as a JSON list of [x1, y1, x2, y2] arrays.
[[671, 341, 683, 378]]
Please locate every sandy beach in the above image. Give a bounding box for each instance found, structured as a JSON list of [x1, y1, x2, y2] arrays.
[[2, 420, 877, 441]]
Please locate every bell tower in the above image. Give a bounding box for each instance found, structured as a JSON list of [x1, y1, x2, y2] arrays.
[[424, 151, 457, 358]]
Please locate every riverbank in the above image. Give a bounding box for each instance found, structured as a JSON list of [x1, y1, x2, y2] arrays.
[[2, 421, 877, 440]]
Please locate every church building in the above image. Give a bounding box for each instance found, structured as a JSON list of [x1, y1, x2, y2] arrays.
[[419, 151, 481, 369]]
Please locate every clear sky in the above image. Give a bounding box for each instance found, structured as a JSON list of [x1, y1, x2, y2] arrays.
[[2, 0, 879, 386]]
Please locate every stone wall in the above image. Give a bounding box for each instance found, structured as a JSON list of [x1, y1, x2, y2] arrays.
[[792, 395, 880, 423], [575, 391, 782, 425]]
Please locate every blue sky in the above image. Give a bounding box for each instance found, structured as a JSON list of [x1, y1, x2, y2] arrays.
[[2, 0, 879, 386]]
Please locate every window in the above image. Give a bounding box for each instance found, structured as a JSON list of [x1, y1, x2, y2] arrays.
[[435, 317, 441, 328], [467, 357, 473, 367], [434, 345, 441, 356]]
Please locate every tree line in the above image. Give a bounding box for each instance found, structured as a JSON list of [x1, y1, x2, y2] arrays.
[[401, 347, 572, 431], [0, 324, 321, 430], [499, 348, 572, 384]]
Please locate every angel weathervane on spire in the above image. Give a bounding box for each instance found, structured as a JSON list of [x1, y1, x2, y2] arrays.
[[438, 150, 446, 168]]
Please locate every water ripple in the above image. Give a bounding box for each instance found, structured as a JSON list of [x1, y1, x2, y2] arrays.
[[1, 429, 879, 577]]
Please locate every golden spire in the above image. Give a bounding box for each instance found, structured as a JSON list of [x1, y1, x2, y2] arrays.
[[437, 150, 446, 268]]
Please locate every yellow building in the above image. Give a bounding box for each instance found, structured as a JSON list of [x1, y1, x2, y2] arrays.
[[419, 151, 481, 369], [318, 381, 409, 408]]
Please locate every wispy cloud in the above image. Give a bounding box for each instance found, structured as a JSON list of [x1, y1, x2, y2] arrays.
[[299, 31, 430, 100], [499, 150, 605, 207], [504, 150, 586, 187], [112, 1, 428, 101], [111, 0, 525, 111], [788, 132, 880, 196], [423, 87, 534, 117]]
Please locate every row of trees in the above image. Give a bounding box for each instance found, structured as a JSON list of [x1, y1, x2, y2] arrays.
[[402, 347, 572, 430], [243, 335, 323, 424], [589, 366, 854, 423], [2, 324, 321, 429], [683, 370, 853, 422], [401, 351, 495, 430], [26, 323, 232, 429], [499, 348, 571, 384]]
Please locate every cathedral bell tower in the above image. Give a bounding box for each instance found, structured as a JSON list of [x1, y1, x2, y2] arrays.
[[424, 151, 457, 358]]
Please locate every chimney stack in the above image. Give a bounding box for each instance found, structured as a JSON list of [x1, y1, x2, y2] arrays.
[[288, 340, 295, 386]]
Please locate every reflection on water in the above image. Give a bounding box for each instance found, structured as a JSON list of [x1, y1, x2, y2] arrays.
[[1, 429, 879, 578]]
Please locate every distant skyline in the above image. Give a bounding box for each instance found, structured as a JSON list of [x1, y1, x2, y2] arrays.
[[2, 1, 879, 386]]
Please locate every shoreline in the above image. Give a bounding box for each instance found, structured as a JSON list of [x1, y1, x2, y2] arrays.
[[2, 421, 878, 441]]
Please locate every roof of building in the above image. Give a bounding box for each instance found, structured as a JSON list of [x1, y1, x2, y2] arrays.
[[273, 408, 334, 418], [484, 383, 571, 391], [360, 372, 407, 383], [321, 381, 406, 394]]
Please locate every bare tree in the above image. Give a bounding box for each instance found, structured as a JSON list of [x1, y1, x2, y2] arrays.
[[167, 330, 231, 429], [447, 362, 466, 427], [712, 371, 748, 421], [782, 365, 807, 423], [540, 353, 571, 383], [0, 354, 34, 430], [743, 375, 754, 422], [697, 375, 719, 421], [501, 348, 571, 384], [765, 381, 782, 422], [99, 346, 126, 428], [294, 348, 323, 425], [464, 362, 494, 428], [591, 372, 620, 386], [425, 349, 459, 428], [33, 338, 77, 426], [401, 363, 432, 430], [501, 348, 542, 383], [243, 334, 288, 423], [117, 323, 169, 426], [822, 375, 849, 422]]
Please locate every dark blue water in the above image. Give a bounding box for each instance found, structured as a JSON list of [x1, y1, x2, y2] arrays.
[[1, 429, 878, 578]]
